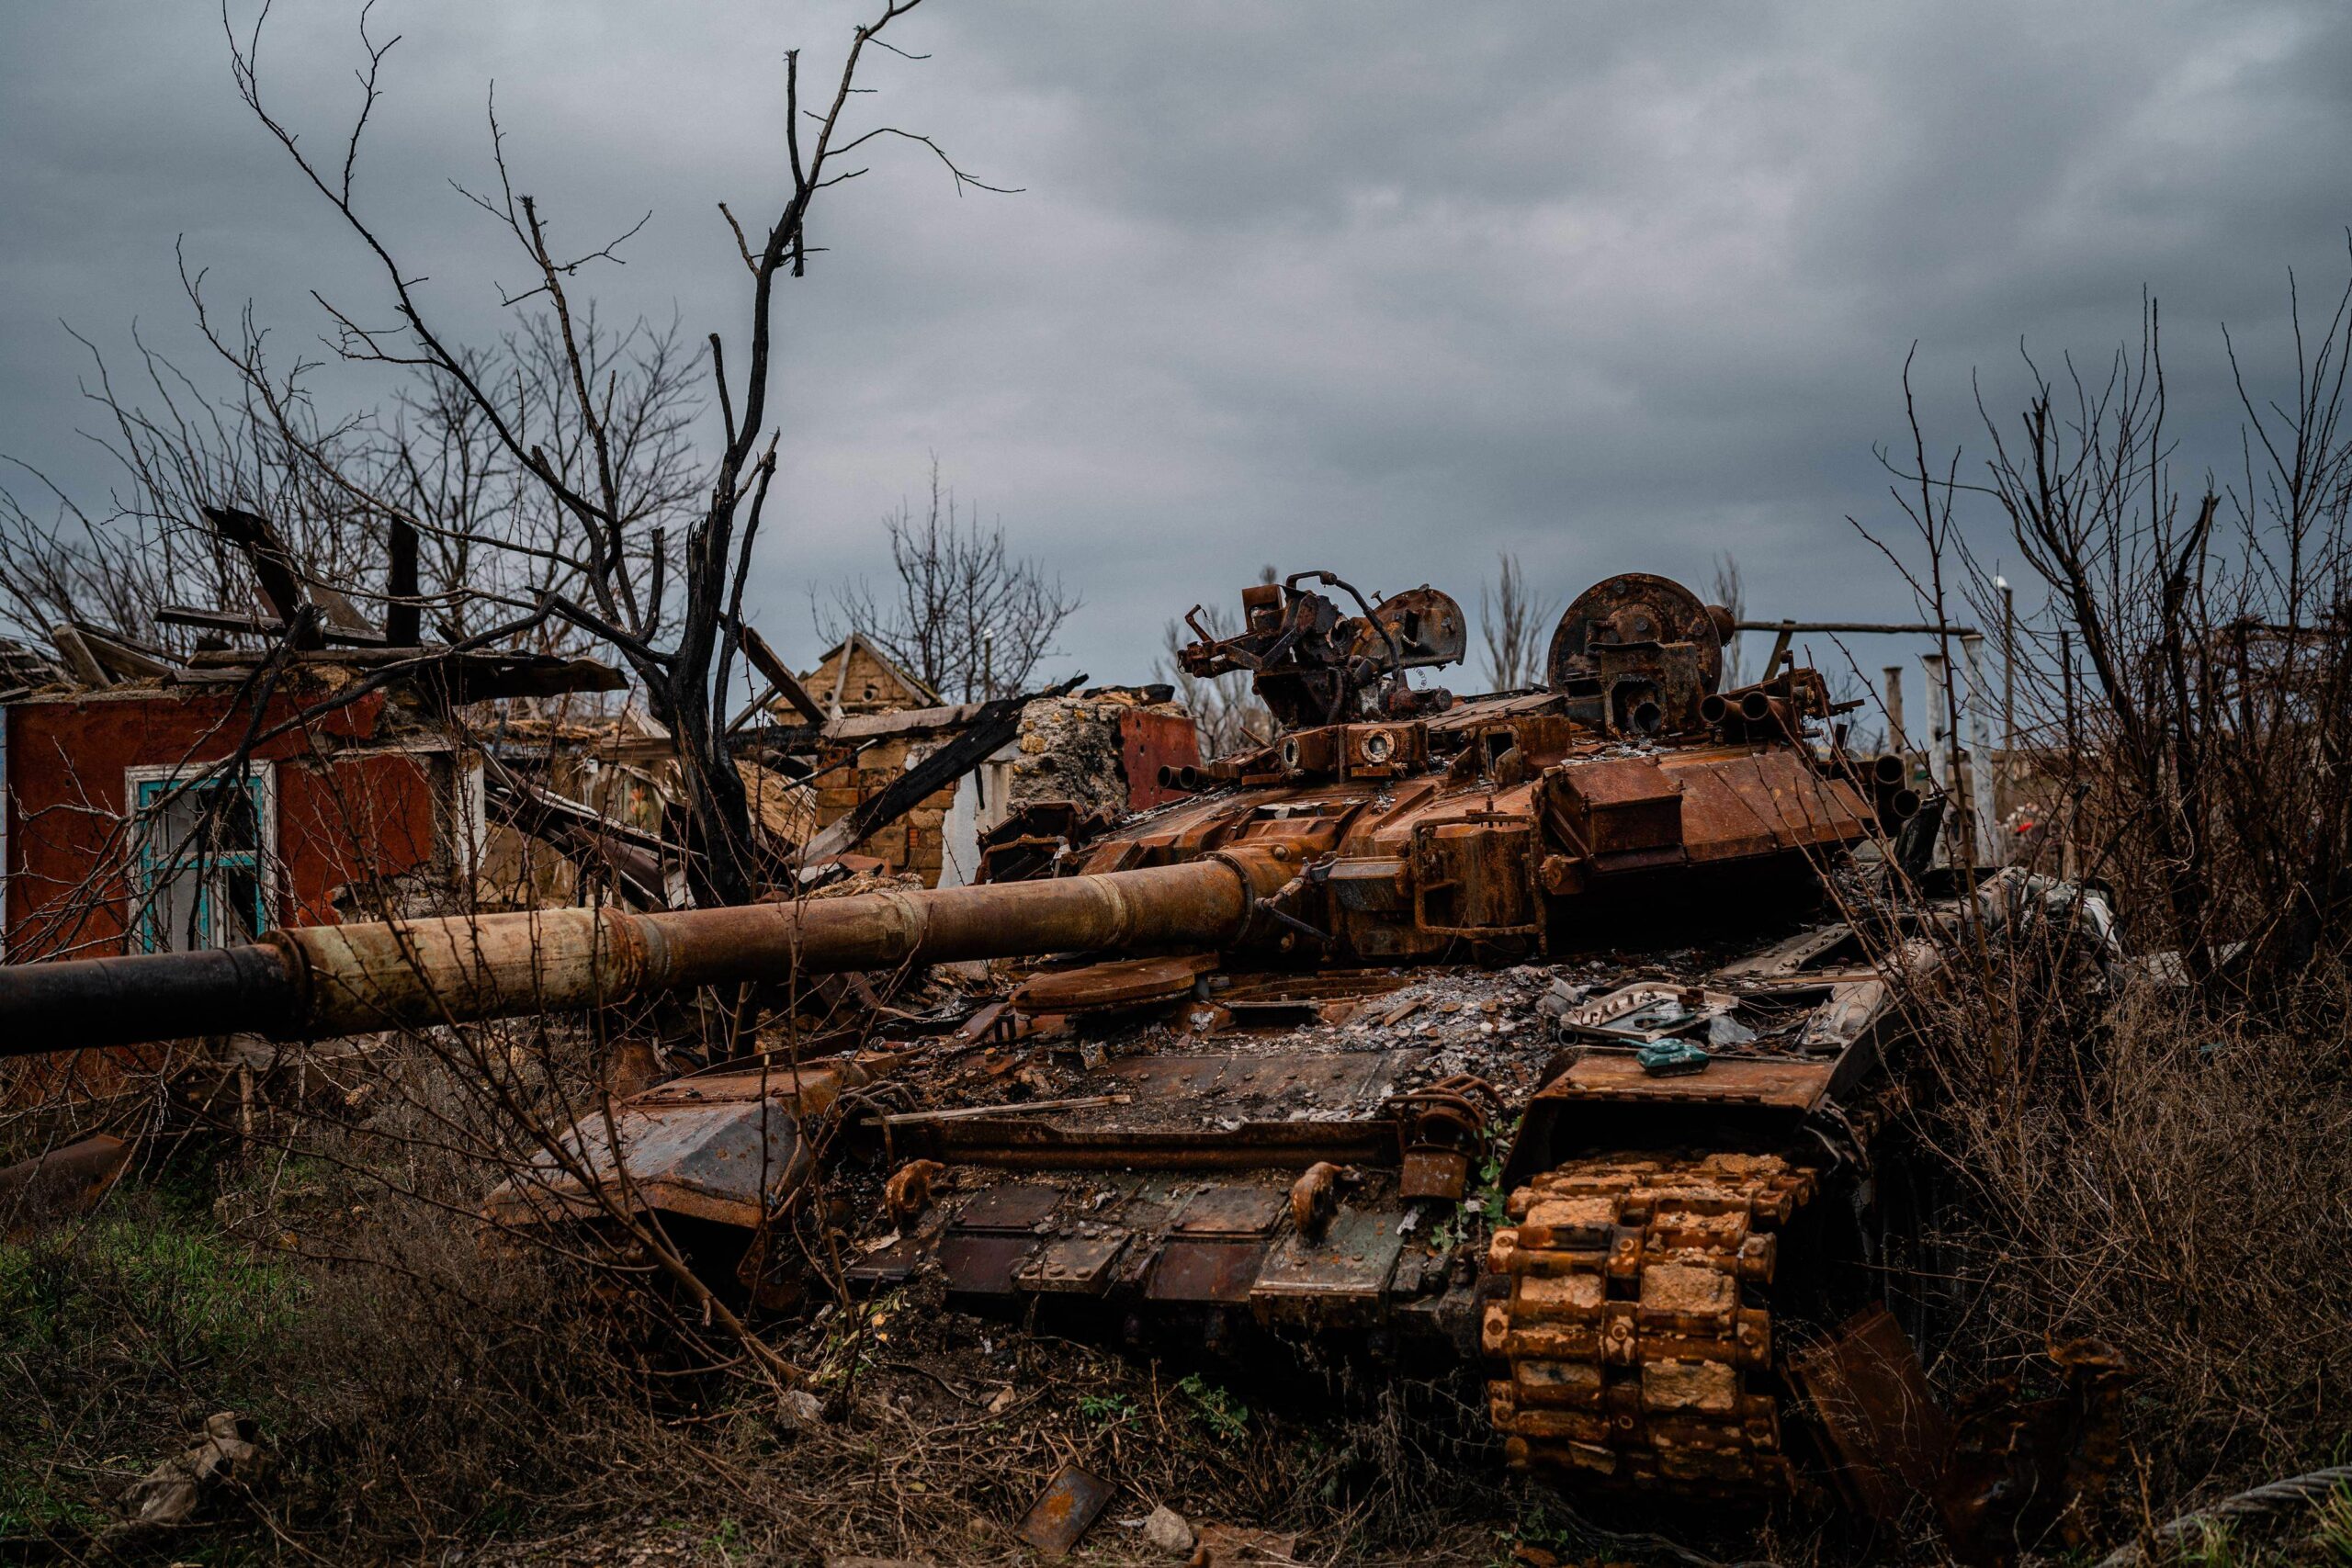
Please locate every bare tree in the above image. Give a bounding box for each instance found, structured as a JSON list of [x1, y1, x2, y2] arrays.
[[20, 0, 1018, 1390], [0, 327, 380, 648], [1862, 270, 2352, 989], [1478, 551, 1555, 691], [1970, 298, 2352, 983], [1711, 551, 1747, 688], [818, 460, 1077, 701], [370, 310, 705, 653], [188, 0, 1007, 907], [0, 311, 701, 662]]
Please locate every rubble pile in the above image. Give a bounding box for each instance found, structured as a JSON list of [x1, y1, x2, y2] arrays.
[[1009, 687, 1187, 817]]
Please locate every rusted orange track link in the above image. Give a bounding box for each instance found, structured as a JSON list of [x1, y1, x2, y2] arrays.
[[1485, 1152, 1815, 1488]]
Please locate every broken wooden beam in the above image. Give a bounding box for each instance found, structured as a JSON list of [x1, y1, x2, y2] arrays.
[[795, 675, 1084, 867]]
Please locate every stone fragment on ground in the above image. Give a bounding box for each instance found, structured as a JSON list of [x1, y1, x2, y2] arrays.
[[109, 1411, 267, 1534], [1145, 1503, 1195, 1555]]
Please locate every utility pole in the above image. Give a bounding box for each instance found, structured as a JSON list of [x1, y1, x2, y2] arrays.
[[1996, 577, 2016, 757], [1883, 665, 1906, 752]]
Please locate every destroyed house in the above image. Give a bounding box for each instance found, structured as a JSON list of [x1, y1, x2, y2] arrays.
[[798, 686, 1200, 887], [1, 506, 627, 972], [0, 649, 623, 967], [0, 639, 622, 1107], [797, 631, 940, 716]]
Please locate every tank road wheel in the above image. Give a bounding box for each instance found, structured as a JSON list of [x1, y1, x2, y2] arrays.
[[1483, 1152, 1815, 1491]]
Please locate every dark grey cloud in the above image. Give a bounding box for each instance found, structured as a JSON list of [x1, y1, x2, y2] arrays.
[[5, 1, 2350, 685]]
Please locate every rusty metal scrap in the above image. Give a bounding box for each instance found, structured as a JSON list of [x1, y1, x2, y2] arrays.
[[0, 1133, 132, 1238], [1789, 1305, 1955, 1523], [481, 1056, 877, 1229], [1012, 952, 1217, 1013], [1937, 1337, 2132, 1565], [1014, 1461, 1112, 1557]]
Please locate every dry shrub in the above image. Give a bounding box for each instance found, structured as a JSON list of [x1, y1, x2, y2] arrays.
[[706, 1317, 1519, 1564], [1905, 958, 2352, 1524], [254, 1201, 701, 1547], [0, 1120, 702, 1561], [1862, 261, 2352, 1544]]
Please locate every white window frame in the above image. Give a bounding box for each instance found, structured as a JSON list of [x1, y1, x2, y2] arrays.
[[124, 761, 280, 953]]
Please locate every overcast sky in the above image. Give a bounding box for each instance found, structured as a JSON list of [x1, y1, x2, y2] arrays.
[[4, 1, 2349, 688]]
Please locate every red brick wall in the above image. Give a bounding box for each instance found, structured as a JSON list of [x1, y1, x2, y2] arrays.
[[3, 686, 442, 964]]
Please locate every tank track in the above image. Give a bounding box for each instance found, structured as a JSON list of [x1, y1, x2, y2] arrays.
[[1484, 1151, 1817, 1490]]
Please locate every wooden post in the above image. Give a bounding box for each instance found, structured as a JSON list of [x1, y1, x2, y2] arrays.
[[1883, 665, 1905, 752], [2060, 628, 2078, 882], [386, 519, 422, 645], [1961, 634, 1999, 863]]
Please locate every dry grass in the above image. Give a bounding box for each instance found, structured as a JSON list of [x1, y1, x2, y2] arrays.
[[0, 1123, 699, 1562], [1896, 936, 2352, 1556]]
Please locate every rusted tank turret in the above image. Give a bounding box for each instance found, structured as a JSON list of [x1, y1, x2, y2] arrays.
[[0, 568, 2114, 1555]]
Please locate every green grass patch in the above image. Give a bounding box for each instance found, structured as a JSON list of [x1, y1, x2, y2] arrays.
[[0, 1208, 304, 1540]]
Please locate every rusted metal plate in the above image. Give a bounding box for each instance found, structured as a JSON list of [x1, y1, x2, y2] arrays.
[[0, 1134, 132, 1237], [1013, 952, 1216, 1013], [1148, 1239, 1267, 1303], [1173, 1184, 1288, 1235], [1217, 968, 1408, 1021], [1120, 708, 1200, 810], [1091, 1054, 1233, 1098], [1090, 1049, 1424, 1112], [1668, 749, 1873, 863], [842, 1233, 925, 1288], [487, 1069, 821, 1228], [1015, 1457, 1114, 1561], [1789, 1304, 1953, 1522], [1252, 1207, 1407, 1318], [1399, 1147, 1470, 1200], [1108, 1176, 1183, 1232], [954, 1183, 1061, 1231], [632, 1061, 864, 1114], [937, 1233, 1037, 1296], [1014, 1461, 1113, 1557], [1214, 971, 1408, 1006], [1015, 1232, 1129, 1293], [911, 1119, 1403, 1170], [1550, 1053, 1833, 1110], [1551, 757, 1686, 860]]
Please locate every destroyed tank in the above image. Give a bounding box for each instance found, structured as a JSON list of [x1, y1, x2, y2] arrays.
[[0, 569, 2113, 1551]]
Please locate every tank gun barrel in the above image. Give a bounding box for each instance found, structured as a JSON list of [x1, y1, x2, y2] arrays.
[[0, 857, 1275, 1055]]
